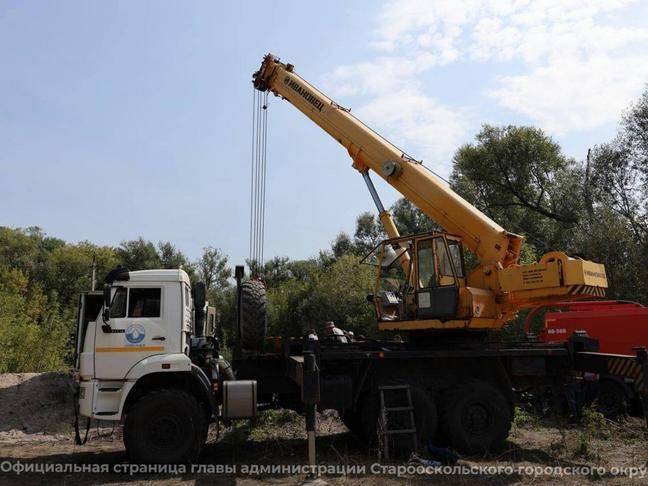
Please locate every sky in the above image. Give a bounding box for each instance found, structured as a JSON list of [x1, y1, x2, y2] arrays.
[[2, 0, 648, 266]]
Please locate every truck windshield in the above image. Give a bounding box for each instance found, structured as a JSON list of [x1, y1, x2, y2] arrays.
[[110, 287, 127, 318]]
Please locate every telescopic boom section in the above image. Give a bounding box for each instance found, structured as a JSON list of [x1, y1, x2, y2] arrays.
[[253, 54, 522, 268]]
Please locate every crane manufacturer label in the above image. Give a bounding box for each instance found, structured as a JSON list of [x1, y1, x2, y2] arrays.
[[283, 76, 324, 112]]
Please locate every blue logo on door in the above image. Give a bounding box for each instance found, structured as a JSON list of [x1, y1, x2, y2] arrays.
[[125, 324, 146, 344]]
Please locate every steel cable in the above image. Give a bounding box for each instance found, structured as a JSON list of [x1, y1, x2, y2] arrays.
[[249, 89, 269, 272]]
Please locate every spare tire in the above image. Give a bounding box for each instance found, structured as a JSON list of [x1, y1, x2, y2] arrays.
[[239, 280, 267, 350]]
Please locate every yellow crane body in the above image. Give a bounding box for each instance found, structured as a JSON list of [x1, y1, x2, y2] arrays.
[[253, 54, 608, 332]]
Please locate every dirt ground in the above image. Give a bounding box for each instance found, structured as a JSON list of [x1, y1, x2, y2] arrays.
[[1, 373, 647, 485]]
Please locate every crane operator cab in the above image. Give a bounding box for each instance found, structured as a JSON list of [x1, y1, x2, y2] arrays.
[[363, 232, 466, 330]]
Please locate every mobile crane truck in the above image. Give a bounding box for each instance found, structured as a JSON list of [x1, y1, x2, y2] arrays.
[[72, 54, 647, 465], [240, 53, 645, 451]]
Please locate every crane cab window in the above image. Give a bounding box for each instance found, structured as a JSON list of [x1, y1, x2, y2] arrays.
[[435, 238, 453, 278], [435, 238, 458, 286], [417, 237, 460, 289], [448, 241, 464, 278], [417, 239, 436, 289], [362, 239, 413, 322]]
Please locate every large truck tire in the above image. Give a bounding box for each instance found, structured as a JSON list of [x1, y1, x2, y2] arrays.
[[239, 280, 267, 351], [440, 380, 511, 454], [124, 388, 204, 463], [358, 386, 437, 452]]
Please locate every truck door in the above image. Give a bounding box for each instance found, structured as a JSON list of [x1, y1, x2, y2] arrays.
[[75, 291, 103, 374], [94, 286, 168, 380], [415, 236, 459, 320]]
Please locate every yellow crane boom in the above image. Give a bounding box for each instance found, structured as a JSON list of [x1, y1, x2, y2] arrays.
[[253, 54, 521, 268], [253, 53, 608, 332]]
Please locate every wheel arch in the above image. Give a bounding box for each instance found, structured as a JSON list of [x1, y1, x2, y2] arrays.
[[122, 366, 216, 419]]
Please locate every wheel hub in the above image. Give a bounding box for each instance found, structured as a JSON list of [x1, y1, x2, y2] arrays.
[[463, 403, 492, 436], [146, 415, 181, 449]]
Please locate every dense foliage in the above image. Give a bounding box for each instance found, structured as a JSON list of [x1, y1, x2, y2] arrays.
[[2, 88, 647, 371]]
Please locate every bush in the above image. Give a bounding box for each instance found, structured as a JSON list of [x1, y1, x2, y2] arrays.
[[263, 254, 376, 338], [0, 266, 70, 372]]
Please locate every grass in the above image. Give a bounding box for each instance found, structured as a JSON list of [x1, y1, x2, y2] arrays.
[[513, 406, 535, 428], [570, 405, 607, 460]]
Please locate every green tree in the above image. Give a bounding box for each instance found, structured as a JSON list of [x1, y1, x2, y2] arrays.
[[158, 241, 196, 280], [117, 238, 161, 270], [259, 256, 292, 287], [296, 254, 376, 337], [0, 266, 69, 372], [451, 125, 583, 253], [0, 226, 44, 277], [584, 87, 648, 301], [353, 212, 384, 255], [158, 241, 190, 268], [43, 242, 118, 306], [331, 232, 354, 258], [588, 93, 648, 245], [391, 198, 438, 235], [620, 87, 648, 165], [197, 246, 232, 296], [263, 254, 376, 338]]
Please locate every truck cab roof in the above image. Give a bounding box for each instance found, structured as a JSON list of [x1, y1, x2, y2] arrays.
[[127, 269, 191, 285]]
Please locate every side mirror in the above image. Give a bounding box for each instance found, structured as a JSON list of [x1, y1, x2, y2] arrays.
[[103, 286, 111, 322]]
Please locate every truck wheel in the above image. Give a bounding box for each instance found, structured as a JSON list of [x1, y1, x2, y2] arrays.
[[440, 381, 511, 454], [239, 280, 267, 351], [596, 379, 627, 419], [124, 389, 203, 463], [358, 386, 437, 452], [198, 403, 211, 447]]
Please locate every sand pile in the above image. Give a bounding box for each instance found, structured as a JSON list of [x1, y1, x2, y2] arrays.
[[0, 372, 76, 441]]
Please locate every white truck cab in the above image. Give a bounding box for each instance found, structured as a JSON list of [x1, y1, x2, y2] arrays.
[[73, 266, 258, 464], [77, 269, 193, 419]]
